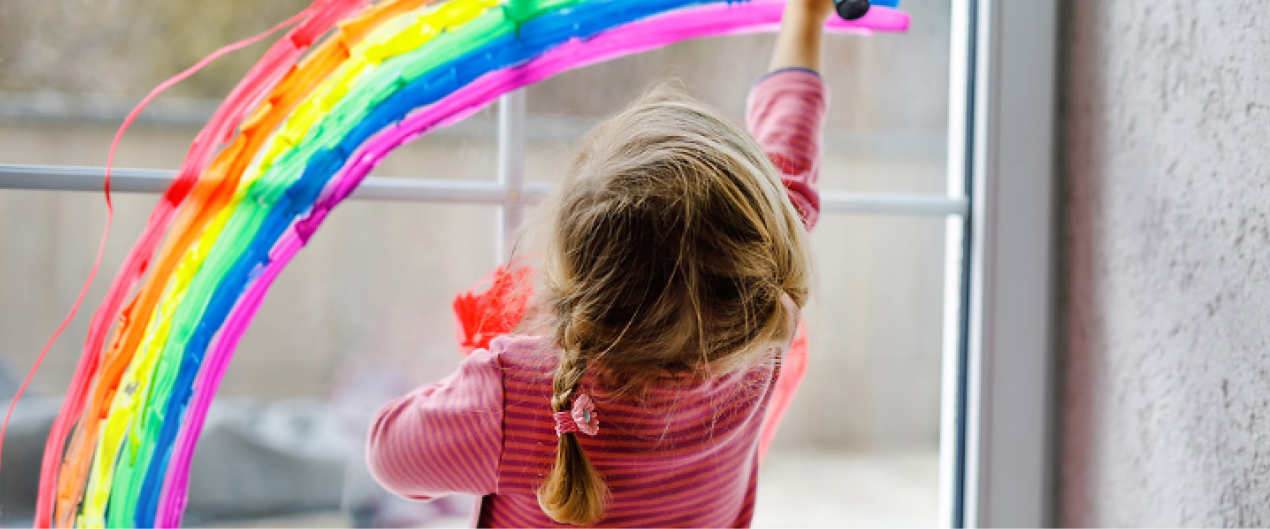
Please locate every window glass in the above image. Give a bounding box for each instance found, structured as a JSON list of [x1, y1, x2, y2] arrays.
[[749, 214, 944, 527], [0, 0, 953, 526], [525, 0, 950, 195], [0, 0, 498, 179], [222, 201, 499, 399], [0, 191, 497, 526]]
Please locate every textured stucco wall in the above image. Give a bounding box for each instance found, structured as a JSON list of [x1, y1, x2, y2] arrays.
[[1062, 0, 1270, 526]]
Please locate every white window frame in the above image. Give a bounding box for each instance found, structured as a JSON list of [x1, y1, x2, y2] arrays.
[[0, 1, 1058, 524], [946, 0, 1059, 527]]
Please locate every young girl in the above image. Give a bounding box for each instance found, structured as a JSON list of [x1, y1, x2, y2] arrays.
[[368, 1, 833, 526]]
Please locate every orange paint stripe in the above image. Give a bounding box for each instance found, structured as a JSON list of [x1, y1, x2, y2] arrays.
[[52, 2, 437, 522]]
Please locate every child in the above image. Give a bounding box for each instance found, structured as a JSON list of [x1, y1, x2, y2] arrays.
[[367, 0, 832, 526]]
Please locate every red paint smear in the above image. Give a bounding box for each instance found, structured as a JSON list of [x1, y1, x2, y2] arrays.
[[453, 264, 536, 355]]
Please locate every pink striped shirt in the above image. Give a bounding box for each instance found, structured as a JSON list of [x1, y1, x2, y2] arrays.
[[367, 69, 826, 527], [747, 68, 825, 230]]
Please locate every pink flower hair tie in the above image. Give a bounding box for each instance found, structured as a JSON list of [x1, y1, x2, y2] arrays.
[[553, 394, 599, 437]]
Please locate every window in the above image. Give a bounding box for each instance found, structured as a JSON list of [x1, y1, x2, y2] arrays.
[[0, 0, 1057, 526]]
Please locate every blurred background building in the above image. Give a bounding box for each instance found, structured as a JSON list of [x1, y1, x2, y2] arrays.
[[0, 0, 952, 526]]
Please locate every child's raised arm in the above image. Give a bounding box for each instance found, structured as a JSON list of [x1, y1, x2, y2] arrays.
[[769, 0, 834, 72], [746, 0, 833, 230]]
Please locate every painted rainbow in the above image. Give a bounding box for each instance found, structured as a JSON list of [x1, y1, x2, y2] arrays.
[[36, 0, 907, 526]]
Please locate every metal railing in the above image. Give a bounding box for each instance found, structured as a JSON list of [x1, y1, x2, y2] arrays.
[[0, 164, 967, 214], [0, 93, 969, 265]]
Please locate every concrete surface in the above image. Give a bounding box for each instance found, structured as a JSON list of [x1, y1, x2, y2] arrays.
[[1062, 0, 1270, 526]]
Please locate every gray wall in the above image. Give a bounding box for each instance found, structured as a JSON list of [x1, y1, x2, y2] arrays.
[[1062, 0, 1270, 526]]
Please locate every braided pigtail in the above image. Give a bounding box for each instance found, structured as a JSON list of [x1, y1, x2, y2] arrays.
[[537, 348, 609, 525]]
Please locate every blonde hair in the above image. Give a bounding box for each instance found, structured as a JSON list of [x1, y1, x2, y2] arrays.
[[533, 83, 811, 525]]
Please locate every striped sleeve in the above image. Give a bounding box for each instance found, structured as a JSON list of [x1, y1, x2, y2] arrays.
[[745, 68, 829, 230], [366, 347, 503, 500]]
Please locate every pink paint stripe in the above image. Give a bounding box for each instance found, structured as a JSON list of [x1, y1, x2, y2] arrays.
[[179, 3, 868, 525]]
